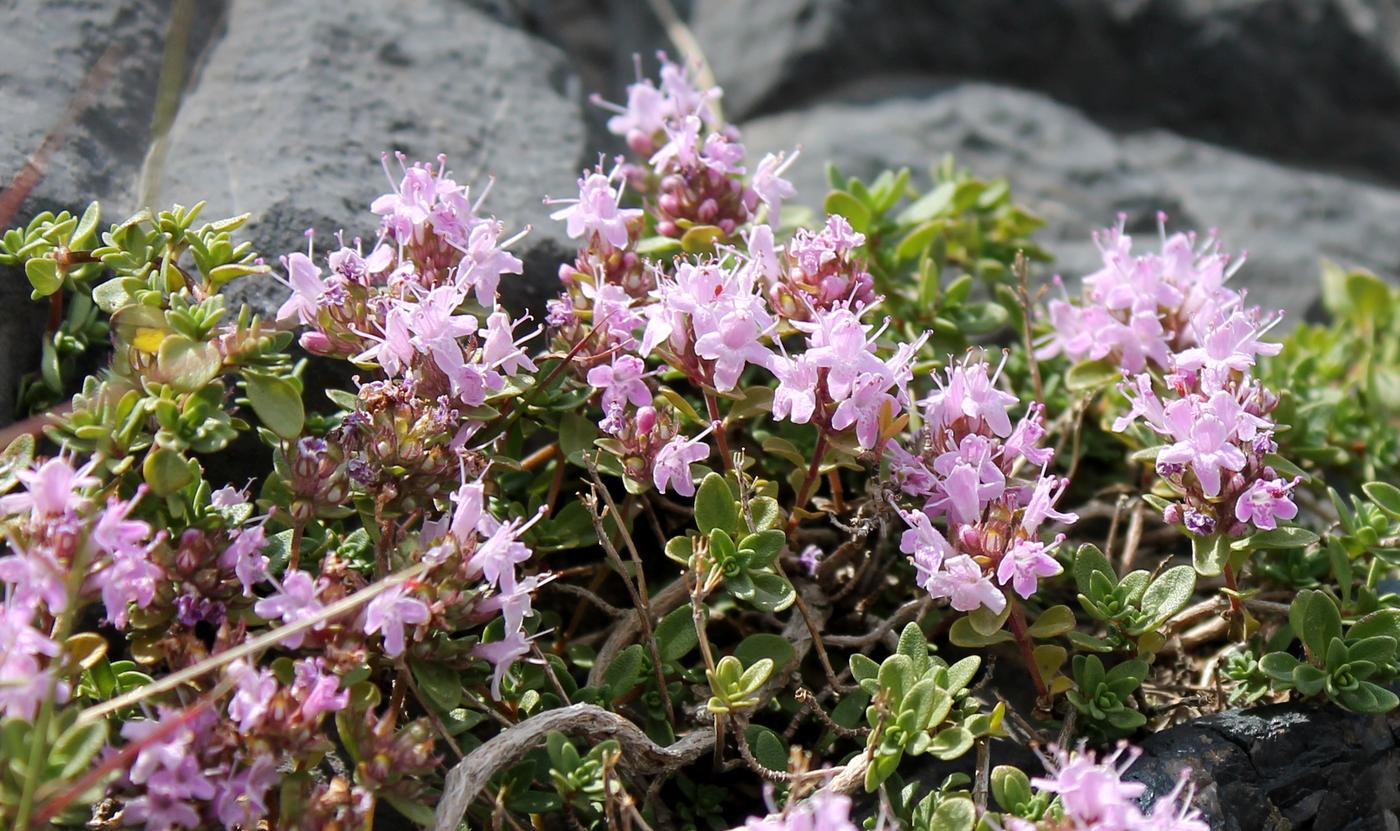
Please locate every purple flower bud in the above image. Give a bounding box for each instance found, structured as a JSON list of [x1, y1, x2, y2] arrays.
[[1184, 509, 1216, 536]]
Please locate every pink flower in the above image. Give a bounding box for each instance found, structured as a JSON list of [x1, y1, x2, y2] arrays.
[[1234, 477, 1299, 531], [693, 293, 775, 391], [1021, 475, 1079, 534], [292, 658, 350, 721], [0, 456, 97, 517], [474, 630, 531, 700], [771, 352, 819, 424], [549, 171, 641, 250], [456, 220, 522, 306], [214, 755, 277, 829], [924, 554, 1005, 613], [1156, 403, 1247, 497], [749, 150, 798, 218], [479, 573, 548, 635], [275, 251, 325, 324], [829, 372, 898, 449], [219, 523, 270, 596], [899, 510, 950, 588], [796, 308, 888, 401], [652, 432, 711, 497], [649, 114, 703, 171], [996, 538, 1063, 598], [788, 215, 864, 277], [922, 360, 1018, 437], [744, 789, 856, 831], [363, 583, 431, 657], [253, 570, 325, 648], [469, 518, 535, 591], [227, 660, 279, 731], [0, 603, 66, 719], [99, 547, 162, 628], [1032, 744, 1145, 829], [480, 310, 538, 377], [587, 354, 653, 413]]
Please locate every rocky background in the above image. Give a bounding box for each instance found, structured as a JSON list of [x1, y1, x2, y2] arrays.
[[3, 0, 1400, 826]]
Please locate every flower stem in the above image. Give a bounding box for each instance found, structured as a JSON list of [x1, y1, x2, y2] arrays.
[[787, 429, 829, 536], [1222, 562, 1247, 640], [1007, 597, 1049, 708], [702, 389, 733, 474]]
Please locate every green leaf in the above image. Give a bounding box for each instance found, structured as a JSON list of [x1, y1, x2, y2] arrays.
[[383, 794, 438, 825], [53, 719, 107, 780], [655, 606, 698, 663], [1073, 544, 1115, 594], [745, 725, 788, 772], [25, 256, 62, 297], [157, 334, 223, 392], [739, 529, 785, 568], [850, 653, 880, 686], [694, 473, 739, 535], [1349, 609, 1400, 643], [990, 766, 1033, 813], [897, 622, 930, 677], [1292, 663, 1327, 696], [1235, 526, 1320, 551], [601, 644, 645, 699], [1258, 651, 1301, 683], [1191, 533, 1230, 576], [1341, 681, 1399, 714], [928, 726, 975, 760], [896, 181, 956, 225], [1066, 357, 1121, 392], [749, 496, 782, 531], [680, 224, 726, 254], [142, 446, 195, 496], [1026, 605, 1077, 639], [245, 372, 304, 439], [930, 797, 977, 831], [1293, 589, 1342, 661], [949, 617, 1013, 648], [409, 659, 463, 712], [824, 190, 871, 233], [735, 633, 796, 673], [748, 572, 796, 613], [968, 602, 1011, 637], [1364, 481, 1400, 520], [635, 236, 683, 257], [1132, 566, 1196, 633], [664, 536, 693, 565]]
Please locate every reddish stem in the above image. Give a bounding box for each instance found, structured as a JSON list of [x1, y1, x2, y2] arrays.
[[786, 429, 829, 536], [702, 388, 733, 474], [1007, 597, 1049, 706]]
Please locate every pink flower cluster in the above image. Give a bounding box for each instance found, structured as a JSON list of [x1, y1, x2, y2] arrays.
[[1038, 215, 1278, 374], [276, 154, 537, 418], [743, 789, 856, 831], [1039, 220, 1297, 537], [0, 457, 160, 718], [889, 359, 1076, 613], [1117, 371, 1296, 536], [115, 657, 351, 831], [1006, 744, 1207, 831], [593, 53, 792, 237]]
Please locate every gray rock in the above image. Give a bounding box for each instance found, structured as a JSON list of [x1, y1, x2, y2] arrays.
[[689, 0, 1400, 182], [740, 79, 1400, 322], [0, 0, 225, 420], [151, 0, 587, 319], [1129, 703, 1400, 830]]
